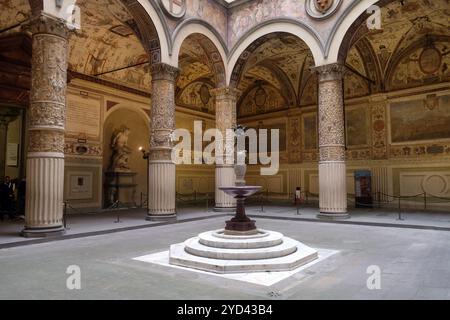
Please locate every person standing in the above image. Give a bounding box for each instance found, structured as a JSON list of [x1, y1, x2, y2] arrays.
[[0, 176, 16, 220]]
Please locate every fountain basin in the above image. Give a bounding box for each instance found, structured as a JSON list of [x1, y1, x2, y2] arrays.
[[219, 186, 262, 235]]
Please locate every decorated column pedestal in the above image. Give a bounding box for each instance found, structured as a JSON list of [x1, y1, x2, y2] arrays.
[[212, 87, 239, 212], [314, 63, 349, 219], [22, 14, 69, 237], [146, 63, 179, 221]]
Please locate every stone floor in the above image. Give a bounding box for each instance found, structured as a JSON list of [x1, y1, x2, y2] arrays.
[[0, 210, 449, 299], [1, 204, 449, 248]]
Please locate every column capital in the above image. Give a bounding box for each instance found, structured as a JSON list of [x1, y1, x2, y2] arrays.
[[22, 13, 70, 38], [151, 63, 180, 82], [312, 63, 347, 82], [211, 87, 241, 101]]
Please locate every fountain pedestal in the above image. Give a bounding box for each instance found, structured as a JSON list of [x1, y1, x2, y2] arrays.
[[220, 186, 261, 235]]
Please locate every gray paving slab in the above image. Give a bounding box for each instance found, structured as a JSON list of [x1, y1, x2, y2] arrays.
[[0, 216, 449, 299]]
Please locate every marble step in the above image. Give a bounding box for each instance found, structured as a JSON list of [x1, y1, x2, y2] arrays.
[[184, 236, 298, 260], [198, 230, 284, 249], [169, 238, 318, 274]]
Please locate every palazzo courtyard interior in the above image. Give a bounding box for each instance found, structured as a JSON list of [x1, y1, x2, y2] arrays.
[[0, 0, 449, 300]]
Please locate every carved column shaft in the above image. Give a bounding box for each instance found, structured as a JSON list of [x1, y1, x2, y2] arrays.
[[22, 14, 69, 237], [147, 63, 179, 220], [314, 63, 348, 218], [212, 87, 239, 211]]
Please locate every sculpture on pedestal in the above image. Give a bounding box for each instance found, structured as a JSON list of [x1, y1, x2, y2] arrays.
[[109, 126, 132, 172], [104, 125, 137, 208]]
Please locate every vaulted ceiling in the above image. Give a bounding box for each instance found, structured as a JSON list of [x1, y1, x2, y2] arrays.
[[0, 0, 448, 117], [0, 0, 151, 93], [236, 0, 450, 117], [69, 0, 150, 92]]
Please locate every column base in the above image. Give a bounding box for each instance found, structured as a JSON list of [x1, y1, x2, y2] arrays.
[[21, 225, 66, 238], [146, 213, 177, 222], [317, 212, 350, 220], [213, 206, 236, 212]]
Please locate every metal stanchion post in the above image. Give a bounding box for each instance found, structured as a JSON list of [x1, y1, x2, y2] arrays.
[[63, 201, 67, 229], [397, 197, 403, 221], [424, 192, 427, 211]]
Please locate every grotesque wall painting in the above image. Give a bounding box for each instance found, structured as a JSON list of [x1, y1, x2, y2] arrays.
[[238, 84, 287, 117], [302, 113, 317, 150], [177, 81, 214, 114], [389, 43, 450, 91], [67, 0, 150, 91], [390, 95, 450, 143], [346, 108, 368, 147]]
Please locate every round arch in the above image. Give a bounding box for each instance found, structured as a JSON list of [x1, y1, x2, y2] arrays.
[[35, 0, 172, 65], [104, 104, 150, 127], [171, 20, 228, 87], [327, 0, 395, 64], [130, 0, 171, 64], [227, 19, 325, 86]]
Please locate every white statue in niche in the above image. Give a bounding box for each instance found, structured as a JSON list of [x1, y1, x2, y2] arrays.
[[109, 126, 132, 172]]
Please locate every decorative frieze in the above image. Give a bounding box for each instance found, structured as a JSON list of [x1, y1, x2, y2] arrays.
[[371, 97, 388, 159], [288, 117, 302, 163], [320, 146, 345, 162], [29, 102, 65, 128]]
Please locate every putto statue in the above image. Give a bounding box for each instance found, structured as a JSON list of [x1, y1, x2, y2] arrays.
[[109, 126, 132, 172]]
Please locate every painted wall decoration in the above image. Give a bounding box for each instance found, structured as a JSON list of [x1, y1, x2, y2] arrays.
[[390, 95, 450, 143], [177, 81, 215, 113], [183, 0, 227, 43], [302, 113, 317, 150], [227, 0, 347, 48], [67, 0, 150, 91], [371, 102, 388, 159], [389, 43, 450, 91], [238, 84, 287, 117], [288, 117, 302, 163], [346, 108, 369, 147]]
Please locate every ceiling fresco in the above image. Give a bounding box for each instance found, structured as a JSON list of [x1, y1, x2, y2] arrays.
[[349, 0, 450, 84], [235, 33, 312, 115], [236, 0, 450, 116], [176, 33, 224, 114], [69, 0, 150, 92], [0, 0, 30, 34], [0, 0, 448, 118], [0, 0, 152, 93]]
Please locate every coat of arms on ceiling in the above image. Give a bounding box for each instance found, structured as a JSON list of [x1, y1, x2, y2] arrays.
[[306, 0, 343, 20]]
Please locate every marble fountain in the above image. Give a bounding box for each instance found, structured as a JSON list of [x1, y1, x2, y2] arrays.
[[168, 127, 318, 274]]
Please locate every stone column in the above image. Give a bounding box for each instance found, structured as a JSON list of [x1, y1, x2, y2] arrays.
[[22, 14, 69, 237], [212, 87, 239, 212], [314, 63, 349, 219], [147, 63, 179, 221]]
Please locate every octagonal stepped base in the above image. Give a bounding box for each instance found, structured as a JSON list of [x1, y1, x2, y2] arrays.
[[169, 229, 318, 274]]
